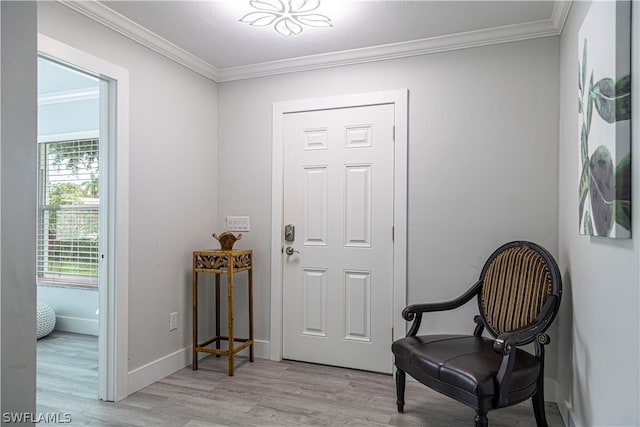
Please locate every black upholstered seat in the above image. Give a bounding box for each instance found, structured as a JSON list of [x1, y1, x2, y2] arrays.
[[392, 241, 562, 427]]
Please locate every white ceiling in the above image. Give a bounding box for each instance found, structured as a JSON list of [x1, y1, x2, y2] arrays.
[[61, 0, 571, 82]]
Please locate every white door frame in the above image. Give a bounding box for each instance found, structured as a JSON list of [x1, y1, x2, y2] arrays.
[[270, 89, 408, 362], [38, 34, 130, 401]]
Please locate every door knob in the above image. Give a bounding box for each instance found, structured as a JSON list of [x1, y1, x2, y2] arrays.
[[285, 246, 300, 255]]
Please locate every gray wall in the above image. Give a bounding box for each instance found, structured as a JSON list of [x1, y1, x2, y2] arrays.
[[218, 36, 561, 383], [1, 0, 37, 416], [38, 286, 98, 336], [38, 1, 219, 375], [558, 2, 640, 426]]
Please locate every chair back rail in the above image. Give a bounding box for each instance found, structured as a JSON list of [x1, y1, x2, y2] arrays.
[[478, 241, 562, 341]]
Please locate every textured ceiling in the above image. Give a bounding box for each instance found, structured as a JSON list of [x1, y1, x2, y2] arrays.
[[103, 1, 557, 69], [58, 1, 568, 81]]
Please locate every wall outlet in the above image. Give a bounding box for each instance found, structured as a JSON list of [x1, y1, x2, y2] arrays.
[[226, 216, 250, 232], [169, 312, 178, 331]]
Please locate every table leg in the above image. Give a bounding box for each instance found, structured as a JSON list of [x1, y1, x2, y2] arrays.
[[215, 274, 221, 357], [192, 267, 198, 370], [249, 267, 255, 363], [227, 271, 235, 376]]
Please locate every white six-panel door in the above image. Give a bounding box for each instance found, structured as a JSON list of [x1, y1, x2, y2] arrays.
[[282, 103, 394, 373]]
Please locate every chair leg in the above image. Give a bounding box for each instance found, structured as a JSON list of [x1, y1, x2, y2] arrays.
[[474, 412, 488, 427], [395, 369, 406, 413], [532, 383, 548, 427], [533, 335, 549, 427]]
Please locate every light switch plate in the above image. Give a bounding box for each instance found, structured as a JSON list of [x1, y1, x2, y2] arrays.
[[169, 312, 178, 331], [227, 216, 250, 232]]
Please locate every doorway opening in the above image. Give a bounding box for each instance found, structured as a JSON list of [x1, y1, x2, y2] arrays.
[[36, 55, 102, 402], [36, 34, 130, 402]]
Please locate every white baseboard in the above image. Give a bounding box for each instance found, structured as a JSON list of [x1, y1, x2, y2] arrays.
[[127, 345, 193, 395], [127, 339, 271, 396], [253, 339, 270, 359], [54, 315, 98, 336], [558, 398, 580, 427]]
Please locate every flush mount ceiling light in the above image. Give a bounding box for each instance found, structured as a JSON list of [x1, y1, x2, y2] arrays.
[[240, 0, 333, 37]]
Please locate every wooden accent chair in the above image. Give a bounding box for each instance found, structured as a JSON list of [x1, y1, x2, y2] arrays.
[[392, 241, 562, 427]]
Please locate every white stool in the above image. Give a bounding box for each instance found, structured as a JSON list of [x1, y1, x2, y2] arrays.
[[36, 303, 56, 339]]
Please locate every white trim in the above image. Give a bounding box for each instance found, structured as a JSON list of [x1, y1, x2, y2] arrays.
[[217, 19, 559, 82], [558, 399, 582, 427], [59, 1, 570, 83], [270, 90, 408, 364], [37, 130, 99, 144], [127, 340, 271, 395], [38, 34, 130, 402], [57, 0, 219, 81], [38, 87, 99, 106], [551, 0, 573, 35], [253, 339, 270, 360], [127, 346, 194, 396], [54, 316, 98, 336]]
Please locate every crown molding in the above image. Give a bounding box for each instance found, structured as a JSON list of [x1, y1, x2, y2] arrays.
[[217, 18, 561, 81], [551, 0, 573, 34], [59, 0, 571, 83], [57, 0, 221, 81]]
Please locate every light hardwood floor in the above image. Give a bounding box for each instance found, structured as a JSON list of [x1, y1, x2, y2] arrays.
[[37, 332, 564, 426]]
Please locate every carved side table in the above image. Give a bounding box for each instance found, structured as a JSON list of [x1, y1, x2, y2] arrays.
[[192, 249, 254, 376]]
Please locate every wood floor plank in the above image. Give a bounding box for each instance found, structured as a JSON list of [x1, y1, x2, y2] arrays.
[[36, 332, 565, 426]]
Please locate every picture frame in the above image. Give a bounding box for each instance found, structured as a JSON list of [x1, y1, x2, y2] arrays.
[[578, 0, 632, 238]]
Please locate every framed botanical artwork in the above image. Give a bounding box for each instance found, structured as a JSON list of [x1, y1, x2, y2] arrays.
[[578, 0, 632, 238]]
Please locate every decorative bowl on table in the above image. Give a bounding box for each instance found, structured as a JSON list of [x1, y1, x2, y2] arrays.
[[212, 232, 242, 250]]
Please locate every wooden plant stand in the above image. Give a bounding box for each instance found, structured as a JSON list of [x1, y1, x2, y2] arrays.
[[192, 249, 254, 376]]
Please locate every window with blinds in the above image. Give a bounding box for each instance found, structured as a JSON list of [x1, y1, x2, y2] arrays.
[[37, 138, 100, 287]]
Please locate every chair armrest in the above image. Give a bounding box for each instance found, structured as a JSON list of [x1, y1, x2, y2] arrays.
[[493, 295, 559, 354], [402, 280, 483, 320], [402, 281, 483, 336]]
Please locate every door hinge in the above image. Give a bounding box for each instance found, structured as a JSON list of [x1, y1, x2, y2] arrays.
[[392, 125, 396, 142], [392, 226, 395, 241]]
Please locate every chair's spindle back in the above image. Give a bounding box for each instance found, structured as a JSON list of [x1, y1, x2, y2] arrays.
[[480, 243, 554, 336]]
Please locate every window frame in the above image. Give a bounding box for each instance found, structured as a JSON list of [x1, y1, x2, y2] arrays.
[[36, 137, 100, 289]]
